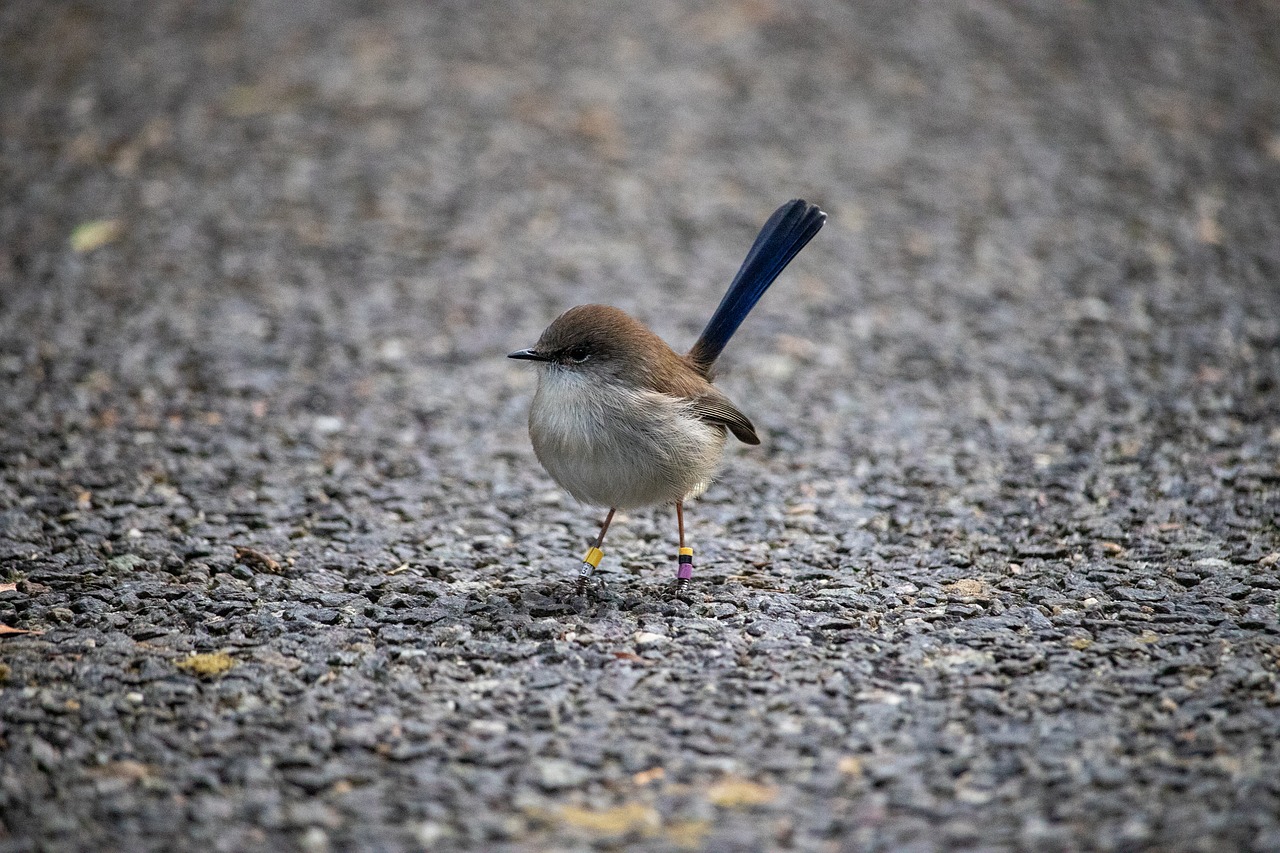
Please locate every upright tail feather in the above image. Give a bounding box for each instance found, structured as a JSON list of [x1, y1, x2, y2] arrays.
[[687, 199, 826, 371]]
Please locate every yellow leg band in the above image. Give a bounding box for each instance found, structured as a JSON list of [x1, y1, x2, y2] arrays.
[[678, 547, 693, 557], [583, 547, 604, 568]]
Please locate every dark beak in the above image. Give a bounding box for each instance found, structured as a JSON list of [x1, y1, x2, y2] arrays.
[[507, 348, 549, 361]]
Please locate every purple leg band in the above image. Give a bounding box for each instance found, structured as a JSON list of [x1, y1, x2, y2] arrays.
[[677, 563, 693, 580]]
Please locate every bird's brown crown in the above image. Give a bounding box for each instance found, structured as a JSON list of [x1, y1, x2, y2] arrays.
[[535, 305, 711, 395]]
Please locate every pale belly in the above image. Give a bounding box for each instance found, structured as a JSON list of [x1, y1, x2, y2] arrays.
[[528, 372, 727, 509]]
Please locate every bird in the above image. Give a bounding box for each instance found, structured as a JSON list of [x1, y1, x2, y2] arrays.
[[508, 199, 826, 593]]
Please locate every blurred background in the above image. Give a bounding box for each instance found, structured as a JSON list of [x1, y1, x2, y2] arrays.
[[5, 1, 1277, 470]]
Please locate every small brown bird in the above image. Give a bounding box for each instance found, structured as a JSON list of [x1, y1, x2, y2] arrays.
[[509, 200, 825, 592]]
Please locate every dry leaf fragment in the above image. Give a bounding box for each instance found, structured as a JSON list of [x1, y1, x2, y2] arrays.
[[837, 756, 864, 776], [233, 546, 280, 573], [70, 219, 123, 253], [574, 105, 626, 161], [176, 652, 235, 676], [665, 819, 712, 849], [557, 802, 660, 835], [707, 776, 778, 807], [221, 84, 275, 117], [943, 578, 986, 598], [632, 766, 665, 785], [89, 760, 153, 782]]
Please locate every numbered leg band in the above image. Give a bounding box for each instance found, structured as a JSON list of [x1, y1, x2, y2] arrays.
[[677, 547, 694, 580], [580, 547, 604, 579]]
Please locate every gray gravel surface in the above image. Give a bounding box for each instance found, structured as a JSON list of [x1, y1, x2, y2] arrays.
[[3, 1, 1280, 851]]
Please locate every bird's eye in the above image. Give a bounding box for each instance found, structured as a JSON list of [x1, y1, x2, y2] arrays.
[[567, 345, 591, 363]]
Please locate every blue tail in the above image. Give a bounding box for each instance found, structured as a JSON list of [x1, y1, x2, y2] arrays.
[[687, 199, 826, 371]]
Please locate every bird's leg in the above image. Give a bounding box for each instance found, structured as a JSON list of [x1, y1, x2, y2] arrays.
[[577, 507, 615, 593], [675, 500, 694, 592]]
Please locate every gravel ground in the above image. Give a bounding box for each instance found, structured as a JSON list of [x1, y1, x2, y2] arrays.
[[2, 1, 1279, 851]]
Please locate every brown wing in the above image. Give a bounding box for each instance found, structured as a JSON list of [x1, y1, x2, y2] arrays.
[[690, 392, 760, 445]]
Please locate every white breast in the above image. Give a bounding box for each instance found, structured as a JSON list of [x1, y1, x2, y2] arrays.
[[528, 368, 727, 509]]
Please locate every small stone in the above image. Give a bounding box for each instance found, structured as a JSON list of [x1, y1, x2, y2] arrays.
[[298, 827, 330, 853], [535, 759, 589, 791], [413, 822, 448, 846], [633, 631, 669, 649], [314, 416, 344, 435]]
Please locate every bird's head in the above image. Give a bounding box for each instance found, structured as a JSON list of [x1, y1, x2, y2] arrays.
[[508, 304, 674, 384]]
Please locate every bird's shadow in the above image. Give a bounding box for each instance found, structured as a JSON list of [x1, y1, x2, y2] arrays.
[[479, 575, 700, 619]]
